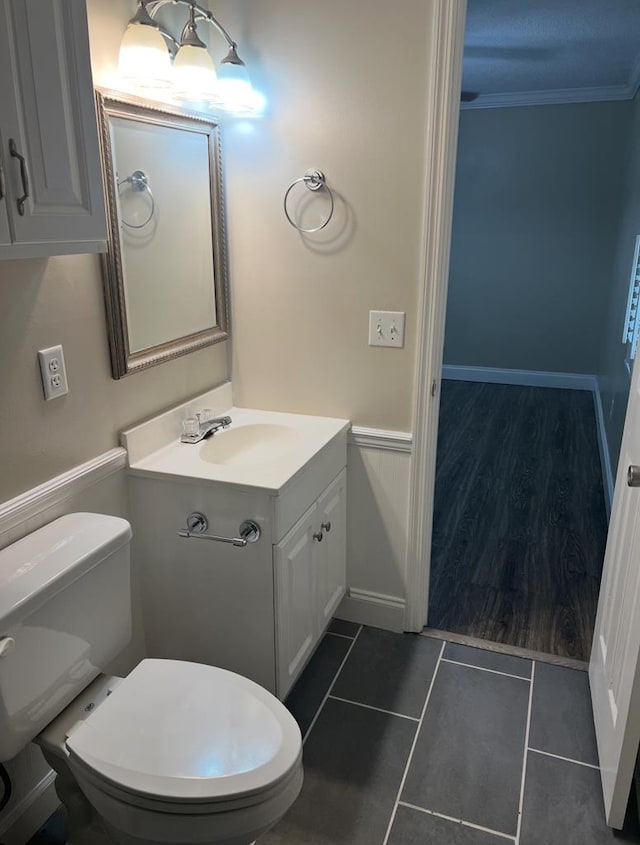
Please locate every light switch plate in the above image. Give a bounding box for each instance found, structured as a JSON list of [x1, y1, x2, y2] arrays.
[[368, 310, 406, 348], [38, 345, 69, 400]]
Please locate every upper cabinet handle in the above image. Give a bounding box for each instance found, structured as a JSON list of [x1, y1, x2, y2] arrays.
[[0, 158, 5, 202], [9, 139, 29, 216]]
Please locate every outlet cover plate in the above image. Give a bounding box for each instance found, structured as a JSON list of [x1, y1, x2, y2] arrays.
[[38, 345, 69, 400], [368, 310, 406, 348]]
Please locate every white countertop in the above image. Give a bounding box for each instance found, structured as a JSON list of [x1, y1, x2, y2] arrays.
[[124, 403, 349, 494]]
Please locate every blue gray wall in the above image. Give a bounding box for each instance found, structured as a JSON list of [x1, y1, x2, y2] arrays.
[[444, 101, 631, 375], [598, 93, 640, 477]]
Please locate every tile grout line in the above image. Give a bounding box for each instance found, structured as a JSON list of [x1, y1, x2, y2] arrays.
[[381, 639, 446, 845], [302, 625, 363, 746], [440, 657, 532, 682], [328, 695, 420, 722], [515, 661, 535, 845], [325, 631, 356, 641], [527, 747, 600, 770], [398, 801, 516, 842]]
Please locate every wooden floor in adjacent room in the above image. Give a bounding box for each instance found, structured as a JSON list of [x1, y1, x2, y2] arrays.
[[428, 380, 608, 662]]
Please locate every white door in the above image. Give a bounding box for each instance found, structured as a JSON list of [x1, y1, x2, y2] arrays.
[[590, 358, 640, 828]]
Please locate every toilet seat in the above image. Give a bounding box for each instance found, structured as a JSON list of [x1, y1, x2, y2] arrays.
[[65, 659, 302, 807]]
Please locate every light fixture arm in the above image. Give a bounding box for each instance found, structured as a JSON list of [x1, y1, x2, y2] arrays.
[[121, 0, 259, 111], [143, 0, 236, 50]]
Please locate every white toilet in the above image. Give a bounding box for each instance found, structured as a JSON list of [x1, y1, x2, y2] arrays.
[[0, 513, 303, 845]]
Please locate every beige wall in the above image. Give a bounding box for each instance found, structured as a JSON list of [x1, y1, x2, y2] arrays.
[[0, 255, 228, 502], [0, 0, 434, 507], [0, 0, 229, 504], [216, 0, 429, 430]]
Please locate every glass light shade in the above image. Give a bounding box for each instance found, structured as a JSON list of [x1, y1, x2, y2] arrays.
[[216, 62, 255, 112], [119, 23, 172, 89], [173, 44, 217, 99]]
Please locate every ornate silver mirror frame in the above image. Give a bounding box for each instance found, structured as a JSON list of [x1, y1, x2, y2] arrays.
[[96, 90, 229, 379]]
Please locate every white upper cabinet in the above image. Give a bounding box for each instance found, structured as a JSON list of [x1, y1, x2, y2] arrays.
[[0, 0, 106, 259]]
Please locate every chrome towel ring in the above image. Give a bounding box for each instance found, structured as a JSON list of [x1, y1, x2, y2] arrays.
[[117, 169, 155, 229], [284, 169, 334, 233]]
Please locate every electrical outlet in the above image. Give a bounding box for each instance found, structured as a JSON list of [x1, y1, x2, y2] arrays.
[[368, 310, 406, 348], [38, 345, 69, 400]]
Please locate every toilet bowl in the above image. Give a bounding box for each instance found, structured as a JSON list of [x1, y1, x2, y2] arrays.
[[0, 513, 303, 845]]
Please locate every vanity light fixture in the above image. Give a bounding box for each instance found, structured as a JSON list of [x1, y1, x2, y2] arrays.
[[118, 0, 260, 115]]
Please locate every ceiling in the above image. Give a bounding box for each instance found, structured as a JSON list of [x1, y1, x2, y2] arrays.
[[462, 0, 640, 109]]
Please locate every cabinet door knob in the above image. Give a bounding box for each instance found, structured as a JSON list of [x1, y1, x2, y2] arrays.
[[9, 139, 29, 216], [321, 521, 331, 533], [313, 530, 324, 542]]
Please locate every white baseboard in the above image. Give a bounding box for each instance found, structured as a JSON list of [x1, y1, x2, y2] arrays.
[[593, 381, 615, 518], [336, 588, 406, 633], [442, 365, 598, 391]]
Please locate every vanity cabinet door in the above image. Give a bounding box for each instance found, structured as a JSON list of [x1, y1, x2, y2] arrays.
[[275, 505, 317, 698], [315, 469, 347, 632], [0, 0, 106, 258]]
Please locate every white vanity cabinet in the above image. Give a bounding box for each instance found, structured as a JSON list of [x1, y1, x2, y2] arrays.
[[124, 399, 350, 700], [0, 0, 107, 259], [275, 469, 347, 697]]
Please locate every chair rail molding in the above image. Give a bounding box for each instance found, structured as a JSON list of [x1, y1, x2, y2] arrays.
[[349, 426, 412, 453], [0, 448, 127, 540], [404, 0, 467, 632]]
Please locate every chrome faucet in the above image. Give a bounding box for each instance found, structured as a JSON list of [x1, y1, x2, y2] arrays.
[[180, 414, 232, 444]]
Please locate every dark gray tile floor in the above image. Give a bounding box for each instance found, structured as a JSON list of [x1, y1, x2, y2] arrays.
[[267, 625, 640, 845], [28, 624, 640, 845]]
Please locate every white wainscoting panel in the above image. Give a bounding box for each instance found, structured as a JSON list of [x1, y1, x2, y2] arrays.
[[336, 429, 412, 632]]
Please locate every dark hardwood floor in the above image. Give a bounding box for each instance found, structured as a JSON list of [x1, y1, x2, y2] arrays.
[[428, 380, 608, 661]]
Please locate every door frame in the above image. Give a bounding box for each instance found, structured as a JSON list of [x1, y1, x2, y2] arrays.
[[404, 0, 467, 631]]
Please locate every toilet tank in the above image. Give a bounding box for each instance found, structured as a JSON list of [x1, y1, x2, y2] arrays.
[[0, 513, 132, 761]]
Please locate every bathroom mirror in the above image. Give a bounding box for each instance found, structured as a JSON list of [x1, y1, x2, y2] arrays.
[[96, 91, 229, 378]]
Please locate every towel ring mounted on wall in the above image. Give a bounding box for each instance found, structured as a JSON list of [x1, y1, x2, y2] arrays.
[[117, 169, 155, 229], [283, 169, 335, 233]]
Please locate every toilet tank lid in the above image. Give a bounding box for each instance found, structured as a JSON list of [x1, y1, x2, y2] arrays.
[[0, 513, 131, 629]]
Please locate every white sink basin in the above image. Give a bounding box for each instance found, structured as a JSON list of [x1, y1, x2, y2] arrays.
[[122, 387, 349, 494], [199, 424, 301, 467]]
